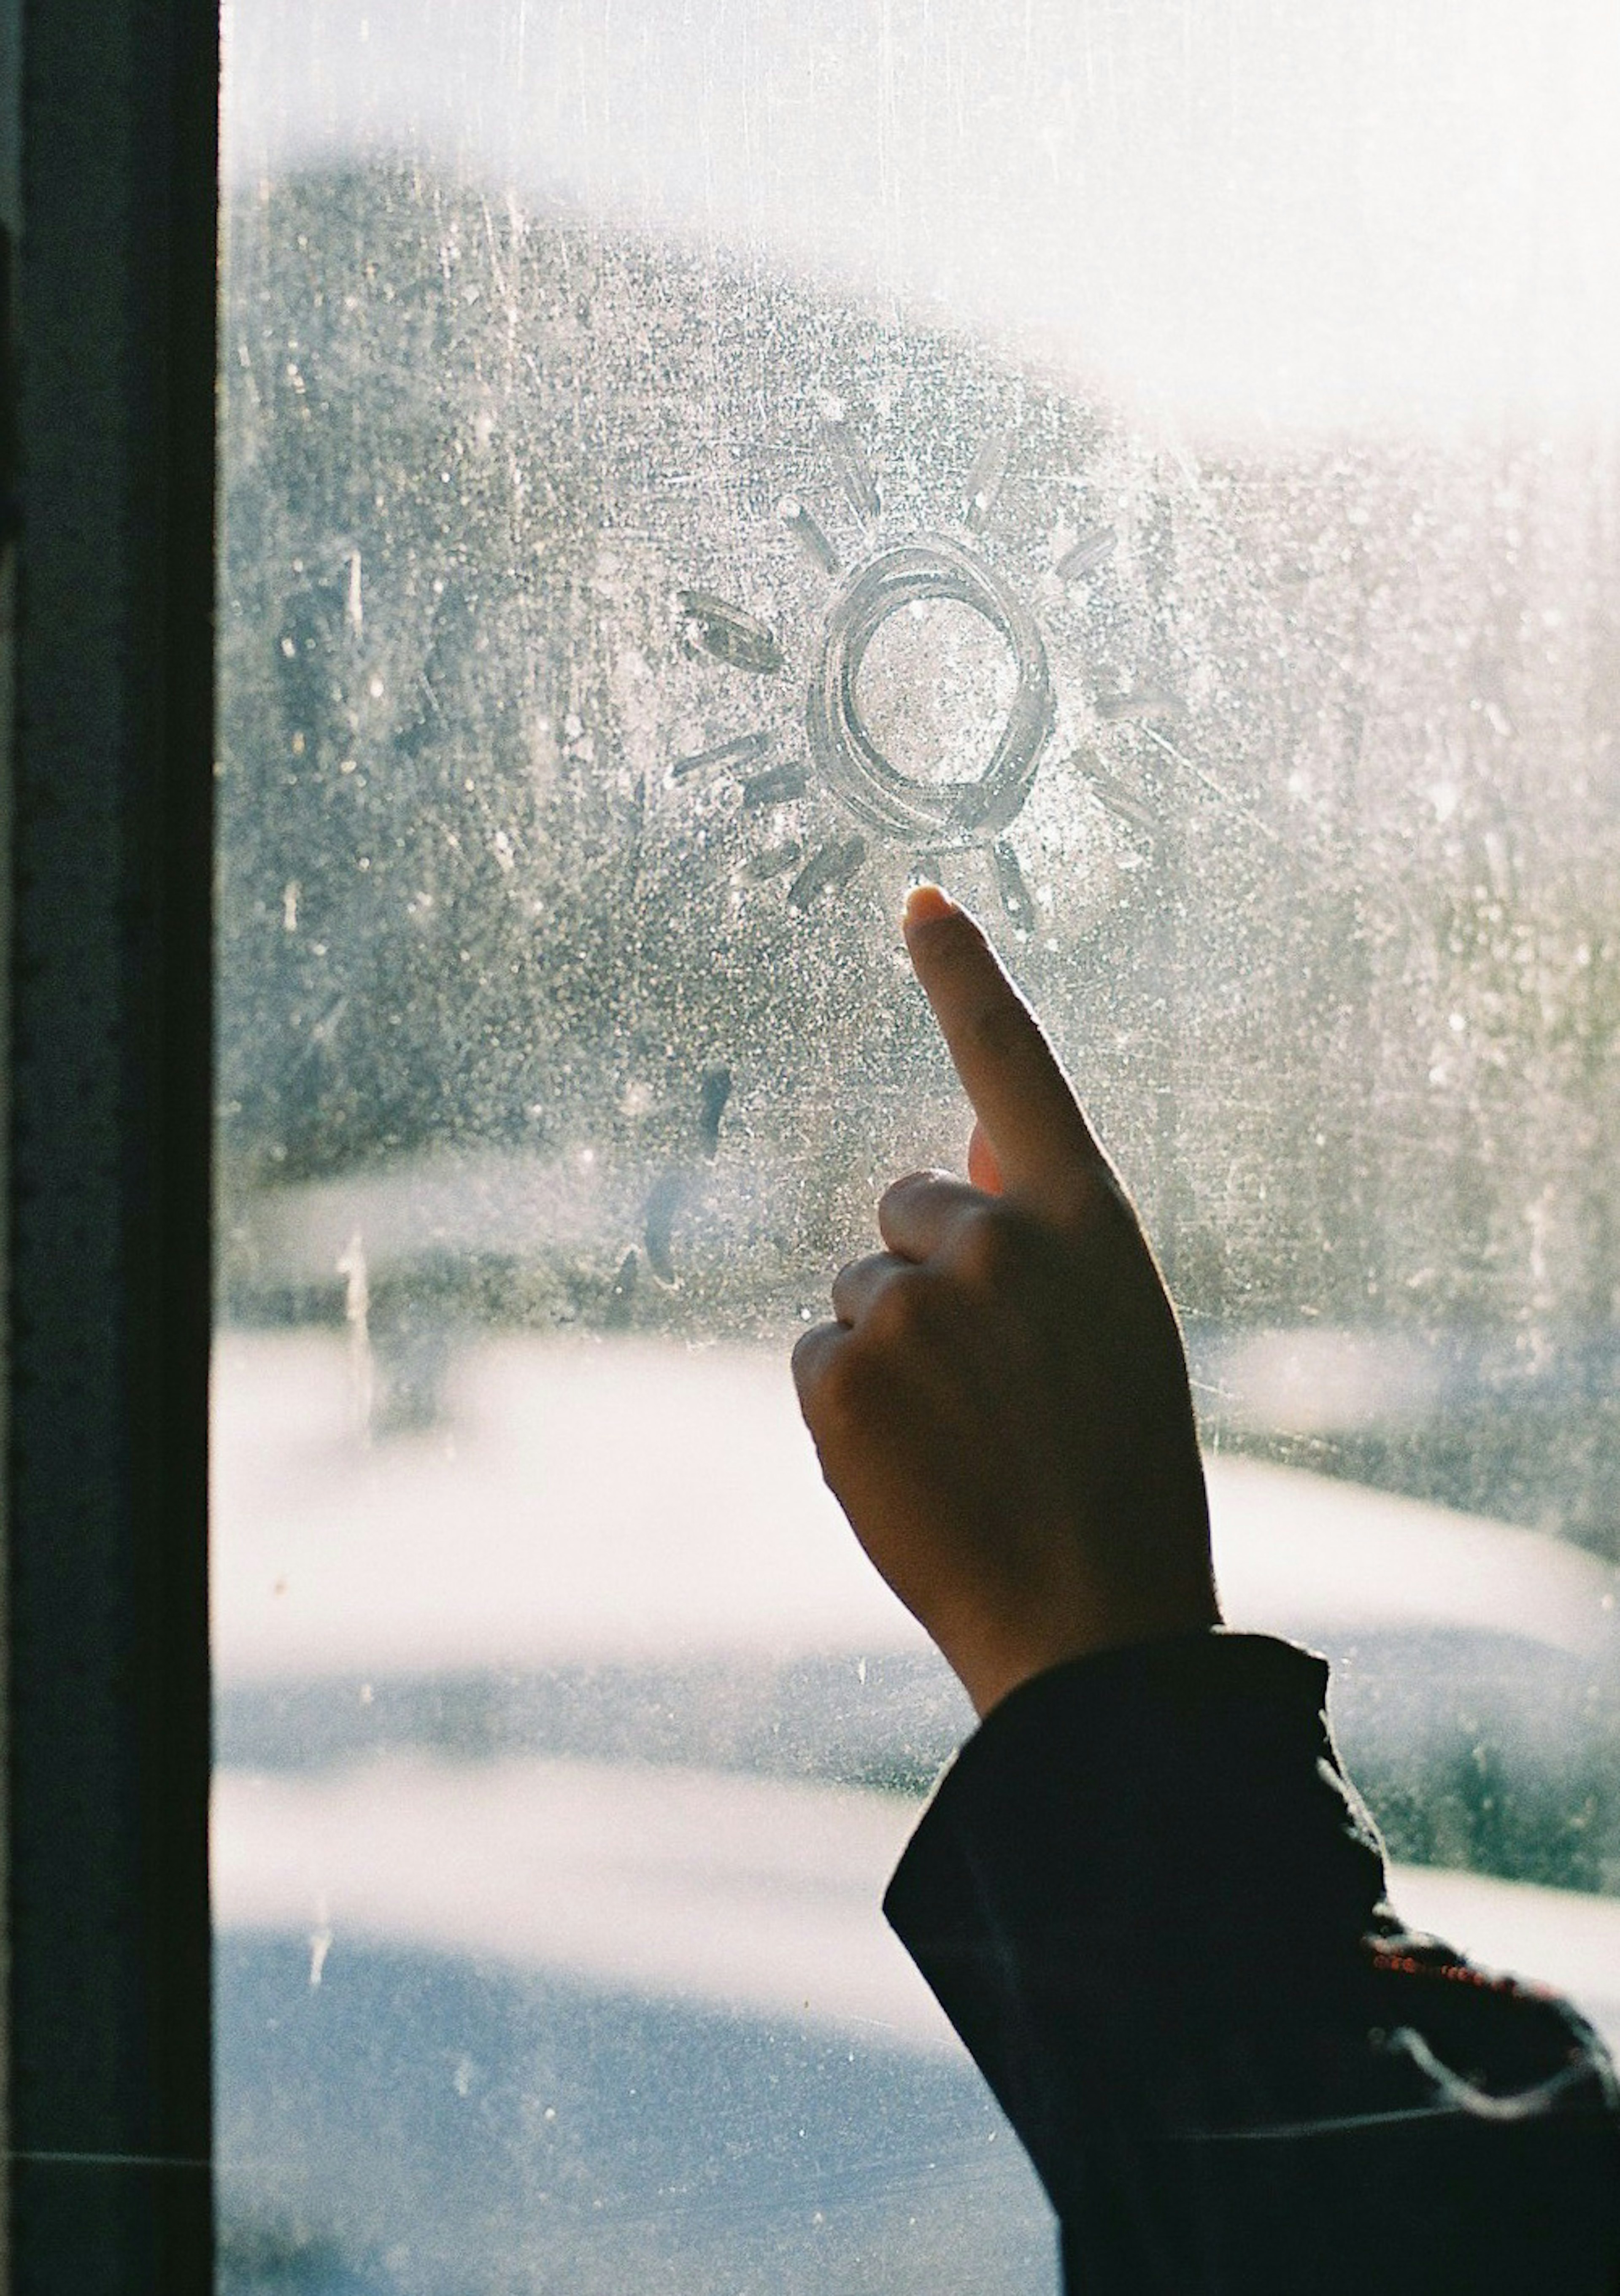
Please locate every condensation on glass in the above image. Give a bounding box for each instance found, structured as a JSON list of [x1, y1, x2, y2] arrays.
[[212, 5, 1620, 2290]]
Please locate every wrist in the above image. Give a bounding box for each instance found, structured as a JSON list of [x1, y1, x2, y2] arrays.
[[947, 1587, 1225, 1720]]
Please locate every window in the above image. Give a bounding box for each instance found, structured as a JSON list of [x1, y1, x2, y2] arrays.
[[215, 6, 1620, 2290]]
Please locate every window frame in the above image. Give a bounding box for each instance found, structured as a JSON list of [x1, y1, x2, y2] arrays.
[[5, 0, 218, 2287]]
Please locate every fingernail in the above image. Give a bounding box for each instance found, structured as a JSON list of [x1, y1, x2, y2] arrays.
[[903, 882, 955, 929]]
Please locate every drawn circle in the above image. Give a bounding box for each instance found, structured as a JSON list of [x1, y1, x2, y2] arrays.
[[805, 539, 1055, 843]]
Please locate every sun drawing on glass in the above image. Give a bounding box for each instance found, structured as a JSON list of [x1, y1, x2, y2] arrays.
[[666, 399, 1157, 934]]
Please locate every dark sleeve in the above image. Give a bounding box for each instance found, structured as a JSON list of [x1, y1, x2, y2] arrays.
[[884, 1630, 1620, 2296]]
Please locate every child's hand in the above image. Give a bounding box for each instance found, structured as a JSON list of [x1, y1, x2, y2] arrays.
[[792, 886, 1219, 1717]]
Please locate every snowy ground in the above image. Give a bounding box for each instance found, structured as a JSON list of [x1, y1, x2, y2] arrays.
[[212, 1330, 1620, 2294], [213, 1329, 1617, 1682]]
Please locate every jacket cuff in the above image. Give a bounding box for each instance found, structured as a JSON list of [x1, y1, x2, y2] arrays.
[[885, 1629, 1388, 1986]]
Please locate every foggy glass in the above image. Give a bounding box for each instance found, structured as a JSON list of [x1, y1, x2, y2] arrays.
[[214, 5, 1620, 2290]]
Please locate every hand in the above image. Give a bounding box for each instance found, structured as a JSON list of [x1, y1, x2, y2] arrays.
[[792, 885, 1219, 1718]]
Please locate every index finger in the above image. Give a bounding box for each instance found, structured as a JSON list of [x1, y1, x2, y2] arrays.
[[902, 884, 1107, 1210]]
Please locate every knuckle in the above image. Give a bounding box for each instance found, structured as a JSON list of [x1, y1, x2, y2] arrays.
[[790, 1326, 827, 1391], [828, 1254, 864, 1307], [815, 1336, 875, 1426], [832, 1250, 904, 1324], [878, 1167, 945, 1222], [862, 1269, 930, 1347], [950, 1202, 1024, 1287]]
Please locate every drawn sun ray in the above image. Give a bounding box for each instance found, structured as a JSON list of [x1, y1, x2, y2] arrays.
[[676, 589, 783, 675], [1093, 682, 1180, 724], [819, 400, 881, 523], [777, 496, 840, 578], [740, 838, 803, 883], [964, 428, 1013, 531], [740, 760, 809, 808], [991, 837, 1036, 931], [1072, 753, 1159, 840], [1057, 524, 1117, 581], [788, 835, 867, 912], [669, 727, 775, 781]]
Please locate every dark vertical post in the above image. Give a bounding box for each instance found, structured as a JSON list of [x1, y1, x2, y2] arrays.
[[7, 0, 218, 2290], [0, 3, 19, 2287]]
